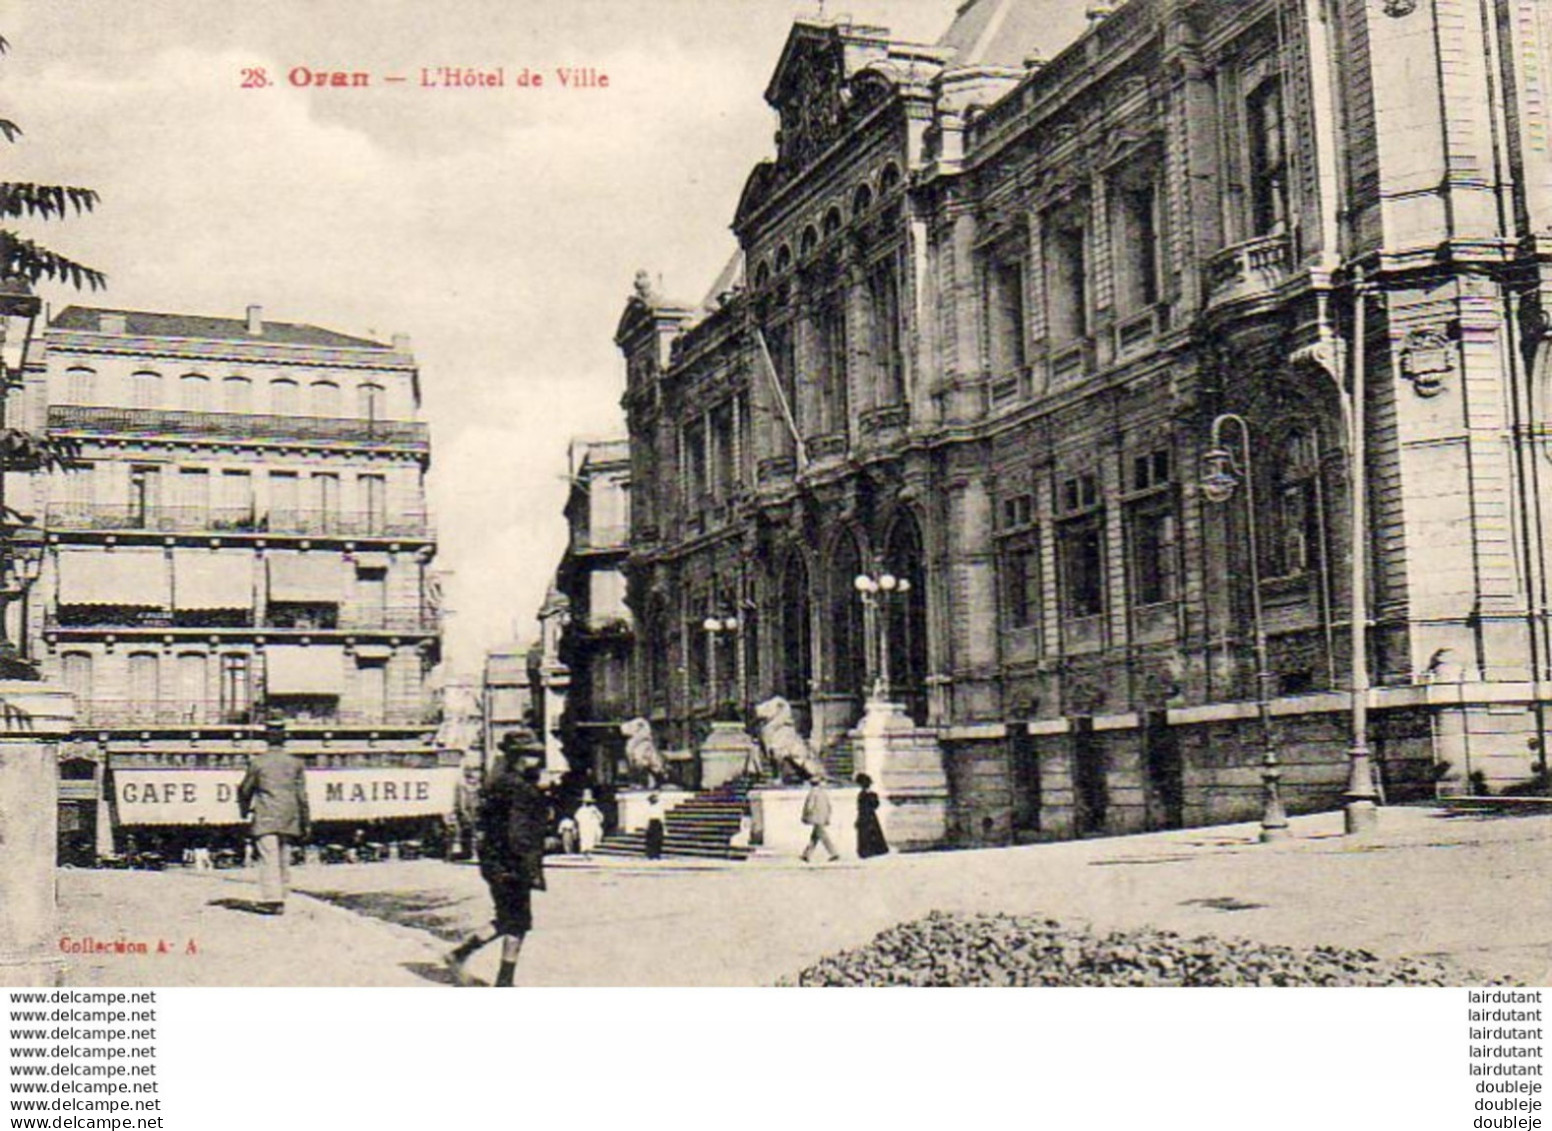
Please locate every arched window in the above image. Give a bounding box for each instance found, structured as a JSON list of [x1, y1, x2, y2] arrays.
[[884, 514, 929, 722], [775, 245, 793, 274], [130, 370, 162, 410], [1269, 429, 1321, 578], [753, 262, 771, 289], [127, 652, 160, 724], [356, 382, 384, 421], [309, 380, 340, 418], [852, 184, 873, 217], [880, 163, 902, 194], [223, 375, 253, 414], [778, 555, 812, 704], [800, 226, 818, 256], [179, 373, 211, 412], [822, 207, 842, 237], [61, 651, 93, 703], [269, 378, 298, 416], [65, 366, 95, 404], [826, 533, 866, 699]]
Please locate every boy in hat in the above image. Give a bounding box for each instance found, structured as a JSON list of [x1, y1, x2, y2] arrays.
[[445, 732, 548, 986]]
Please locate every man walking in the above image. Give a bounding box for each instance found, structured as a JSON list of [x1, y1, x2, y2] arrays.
[[445, 733, 549, 987], [237, 721, 310, 915], [800, 775, 839, 863]]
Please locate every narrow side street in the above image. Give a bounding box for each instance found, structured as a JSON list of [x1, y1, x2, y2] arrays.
[[54, 806, 1552, 987]]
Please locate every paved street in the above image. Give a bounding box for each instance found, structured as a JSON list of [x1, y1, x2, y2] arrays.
[[53, 805, 1552, 987]]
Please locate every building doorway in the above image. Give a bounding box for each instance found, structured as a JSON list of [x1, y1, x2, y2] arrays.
[[1072, 718, 1108, 835], [1010, 723, 1041, 837], [884, 514, 929, 723], [1143, 710, 1184, 829]]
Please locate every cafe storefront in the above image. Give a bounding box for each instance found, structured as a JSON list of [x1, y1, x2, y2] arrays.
[[105, 765, 461, 863]]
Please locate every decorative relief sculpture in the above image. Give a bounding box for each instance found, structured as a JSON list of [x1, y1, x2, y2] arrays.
[[1399, 327, 1454, 398]]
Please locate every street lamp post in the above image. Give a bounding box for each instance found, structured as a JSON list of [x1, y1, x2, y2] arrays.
[[853, 570, 912, 703], [701, 611, 741, 720], [1201, 413, 1290, 842]]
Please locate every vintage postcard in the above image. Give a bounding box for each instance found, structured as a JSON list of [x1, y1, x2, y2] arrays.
[[0, 0, 1549, 1002]]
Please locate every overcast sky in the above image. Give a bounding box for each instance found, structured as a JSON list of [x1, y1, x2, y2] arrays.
[[4, 0, 953, 676]]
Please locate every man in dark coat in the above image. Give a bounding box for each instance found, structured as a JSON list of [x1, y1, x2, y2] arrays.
[[237, 721, 310, 915], [444, 733, 549, 987]]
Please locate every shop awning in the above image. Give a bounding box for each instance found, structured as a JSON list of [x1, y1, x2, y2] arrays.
[[57, 548, 169, 608], [265, 646, 343, 695], [174, 549, 253, 610], [267, 554, 342, 603]]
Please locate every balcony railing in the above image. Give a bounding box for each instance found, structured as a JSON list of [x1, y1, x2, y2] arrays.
[[48, 605, 438, 633], [71, 699, 439, 728], [48, 405, 430, 450], [1204, 232, 1294, 313], [46, 503, 432, 539]]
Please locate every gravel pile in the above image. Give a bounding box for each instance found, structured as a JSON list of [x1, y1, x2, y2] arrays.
[[783, 911, 1511, 987]]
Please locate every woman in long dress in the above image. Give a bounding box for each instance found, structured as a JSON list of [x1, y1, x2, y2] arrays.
[[854, 774, 889, 859]]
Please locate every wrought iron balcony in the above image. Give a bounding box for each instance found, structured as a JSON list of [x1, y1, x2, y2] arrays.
[[46, 503, 432, 540], [70, 699, 439, 728], [47, 405, 430, 451], [48, 605, 437, 633]]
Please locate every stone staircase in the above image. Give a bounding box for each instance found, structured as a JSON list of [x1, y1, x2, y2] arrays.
[[592, 778, 754, 861]]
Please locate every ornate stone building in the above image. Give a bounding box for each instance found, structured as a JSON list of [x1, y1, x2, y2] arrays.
[[618, 0, 1552, 845]]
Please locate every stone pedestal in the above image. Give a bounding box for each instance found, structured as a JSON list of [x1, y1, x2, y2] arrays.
[[850, 700, 949, 850], [615, 786, 691, 832], [749, 785, 859, 857], [0, 683, 76, 987], [698, 722, 758, 790]]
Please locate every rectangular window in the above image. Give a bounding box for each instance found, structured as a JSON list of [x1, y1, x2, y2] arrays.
[[179, 468, 210, 527], [219, 654, 251, 724], [1130, 506, 1177, 606], [987, 257, 1027, 379], [869, 262, 903, 403], [360, 474, 386, 535], [268, 471, 299, 531], [710, 402, 734, 501], [1248, 79, 1287, 236], [816, 295, 848, 434], [128, 466, 160, 528], [1045, 214, 1089, 343], [216, 471, 253, 530], [683, 422, 708, 502], [1131, 448, 1172, 493], [1057, 473, 1100, 516], [1058, 516, 1106, 619], [313, 473, 340, 531], [1003, 539, 1042, 629], [356, 660, 388, 723], [1001, 494, 1034, 530], [1112, 178, 1161, 314]]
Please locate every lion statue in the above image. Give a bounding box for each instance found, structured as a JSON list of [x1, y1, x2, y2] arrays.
[[620, 717, 668, 789], [755, 696, 825, 782]]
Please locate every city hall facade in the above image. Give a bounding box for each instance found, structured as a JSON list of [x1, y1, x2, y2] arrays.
[[615, 0, 1552, 844]]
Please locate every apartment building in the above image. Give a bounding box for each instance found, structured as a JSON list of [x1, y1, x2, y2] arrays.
[[34, 305, 445, 863]]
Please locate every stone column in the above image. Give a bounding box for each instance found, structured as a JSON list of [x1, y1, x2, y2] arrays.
[[0, 684, 77, 987]]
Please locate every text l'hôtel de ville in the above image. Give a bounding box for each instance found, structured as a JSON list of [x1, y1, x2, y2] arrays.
[[282, 66, 609, 90]]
